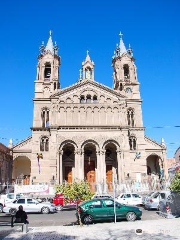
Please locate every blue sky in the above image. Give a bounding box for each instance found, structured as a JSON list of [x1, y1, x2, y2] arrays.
[[0, 0, 179, 157]]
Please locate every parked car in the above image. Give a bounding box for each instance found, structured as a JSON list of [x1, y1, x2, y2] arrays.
[[53, 194, 81, 211], [92, 195, 113, 199], [145, 191, 170, 210], [142, 192, 155, 205], [3, 198, 56, 215], [116, 193, 142, 206], [77, 198, 142, 224], [0, 193, 25, 213]]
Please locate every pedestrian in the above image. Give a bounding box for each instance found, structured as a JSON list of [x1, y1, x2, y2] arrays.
[[15, 205, 29, 224]]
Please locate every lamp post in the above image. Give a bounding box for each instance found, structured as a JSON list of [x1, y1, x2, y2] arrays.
[[134, 152, 141, 161]]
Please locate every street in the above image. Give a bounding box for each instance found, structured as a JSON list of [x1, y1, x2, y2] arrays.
[[0, 206, 162, 228]]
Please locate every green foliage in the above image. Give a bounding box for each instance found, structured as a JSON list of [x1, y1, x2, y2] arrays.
[[55, 180, 94, 201], [169, 171, 180, 193]]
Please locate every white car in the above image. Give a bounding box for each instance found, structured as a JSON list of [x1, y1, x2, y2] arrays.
[[3, 198, 56, 215], [116, 193, 142, 206]]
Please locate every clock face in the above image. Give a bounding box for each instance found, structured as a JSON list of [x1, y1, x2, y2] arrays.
[[125, 87, 132, 93]]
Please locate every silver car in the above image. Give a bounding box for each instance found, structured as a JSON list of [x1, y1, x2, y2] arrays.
[[145, 191, 170, 210], [3, 198, 56, 215]]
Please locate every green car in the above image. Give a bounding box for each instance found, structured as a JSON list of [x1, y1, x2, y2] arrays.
[[77, 198, 142, 224]]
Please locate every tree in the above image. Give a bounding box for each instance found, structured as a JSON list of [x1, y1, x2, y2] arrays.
[[169, 171, 180, 193], [55, 180, 94, 201]]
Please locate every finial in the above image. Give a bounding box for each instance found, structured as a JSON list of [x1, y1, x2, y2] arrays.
[[87, 50, 89, 55], [119, 31, 123, 39], [128, 43, 133, 56], [49, 30, 52, 36]]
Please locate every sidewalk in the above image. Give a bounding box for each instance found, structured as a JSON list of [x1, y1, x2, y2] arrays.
[[1, 218, 180, 240]]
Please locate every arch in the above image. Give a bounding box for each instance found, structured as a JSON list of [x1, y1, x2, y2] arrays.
[[12, 156, 31, 185], [59, 140, 78, 151], [44, 62, 51, 80], [146, 154, 163, 177], [102, 139, 120, 150], [62, 143, 75, 183], [81, 139, 99, 150], [104, 142, 118, 191], [123, 64, 130, 79]]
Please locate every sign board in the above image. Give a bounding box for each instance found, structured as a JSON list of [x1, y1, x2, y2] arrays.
[[14, 185, 49, 194]]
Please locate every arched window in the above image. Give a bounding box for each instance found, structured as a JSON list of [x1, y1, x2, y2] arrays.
[[127, 109, 134, 127], [120, 83, 123, 91], [40, 137, 49, 151], [54, 82, 56, 90], [86, 95, 91, 103], [129, 136, 136, 150], [123, 64, 130, 79], [80, 95, 85, 103], [41, 108, 49, 128], [93, 95, 97, 103], [44, 63, 51, 81]]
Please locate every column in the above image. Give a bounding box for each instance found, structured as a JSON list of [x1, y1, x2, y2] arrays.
[[59, 150, 63, 184], [74, 149, 79, 181], [96, 150, 101, 183], [79, 149, 84, 180]]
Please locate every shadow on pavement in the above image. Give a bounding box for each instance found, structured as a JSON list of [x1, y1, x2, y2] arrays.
[[1, 229, 179, 240]]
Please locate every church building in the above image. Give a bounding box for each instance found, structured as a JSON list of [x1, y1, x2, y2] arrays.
[[12, 32, 167, 189]]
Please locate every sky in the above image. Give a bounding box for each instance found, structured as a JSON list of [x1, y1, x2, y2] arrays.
[[0, 0, 179, 158]]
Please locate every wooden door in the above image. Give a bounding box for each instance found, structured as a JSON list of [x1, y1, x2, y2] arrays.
[[106, 165, 113, 192], [65, 166, 72, 183], [84, 161, 95, 192]]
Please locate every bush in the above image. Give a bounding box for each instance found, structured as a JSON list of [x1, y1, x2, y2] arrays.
[[169, 171, 180, 193], [55, 180, 94, 201]]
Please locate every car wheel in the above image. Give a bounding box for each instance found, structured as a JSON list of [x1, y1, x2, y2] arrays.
[[41, 207, 50, 214], [82, 215, 93, 224], [157, 205, 160, 211], [126, 212, 137, 221], [9, 208, 17, 215], [56, 204, 63, 211], [0, 205, 3, 213]]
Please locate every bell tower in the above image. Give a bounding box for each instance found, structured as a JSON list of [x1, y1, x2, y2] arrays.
[[35, 31, 61, 98], [112, 32, 140, 99]]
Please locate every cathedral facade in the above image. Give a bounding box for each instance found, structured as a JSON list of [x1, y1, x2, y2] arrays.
[[12, 32, 167, 188]]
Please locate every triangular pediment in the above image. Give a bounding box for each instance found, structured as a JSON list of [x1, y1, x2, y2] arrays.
[[145, 135, 166, 150], [50, 80, 126, 104]]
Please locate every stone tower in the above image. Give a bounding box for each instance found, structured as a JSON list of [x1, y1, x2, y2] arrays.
[[34, 31, 61, 99], [112, 32, 141, 100]]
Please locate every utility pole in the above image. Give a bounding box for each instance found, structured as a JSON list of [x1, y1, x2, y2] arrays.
[[112, 173, 116, 223]]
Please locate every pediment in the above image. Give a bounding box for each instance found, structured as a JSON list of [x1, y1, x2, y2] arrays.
[[50, 80, 126, 104], [145, 136, 166, 150], [13, 136, 32, 151]]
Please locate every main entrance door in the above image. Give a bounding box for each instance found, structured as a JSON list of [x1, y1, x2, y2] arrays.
[[65, 166, 72, 183], [84, 160, 95, 192], [106, 165, 113, 192]]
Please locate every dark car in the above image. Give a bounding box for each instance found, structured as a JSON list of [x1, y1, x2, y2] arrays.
[[77, 198, 142, 224]]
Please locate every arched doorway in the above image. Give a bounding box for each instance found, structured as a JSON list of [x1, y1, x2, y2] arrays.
[[84, 143, 97, 192], [62, 144, 75, 183], [12, 156, 31, 185], [146, 155, 162, 177], [104, 143, 118, 192]]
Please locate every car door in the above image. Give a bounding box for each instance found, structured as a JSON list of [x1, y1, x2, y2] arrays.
[[87, 200, 106, 219], [132, 194, 142, 205], [121, 194, 131, 205], [26, 199, 40, 212], [16, 199, 26, 211], [103, 199, 125, 219]]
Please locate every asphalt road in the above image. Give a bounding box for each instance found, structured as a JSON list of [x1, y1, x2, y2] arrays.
[[0, 206, 162, 228]]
